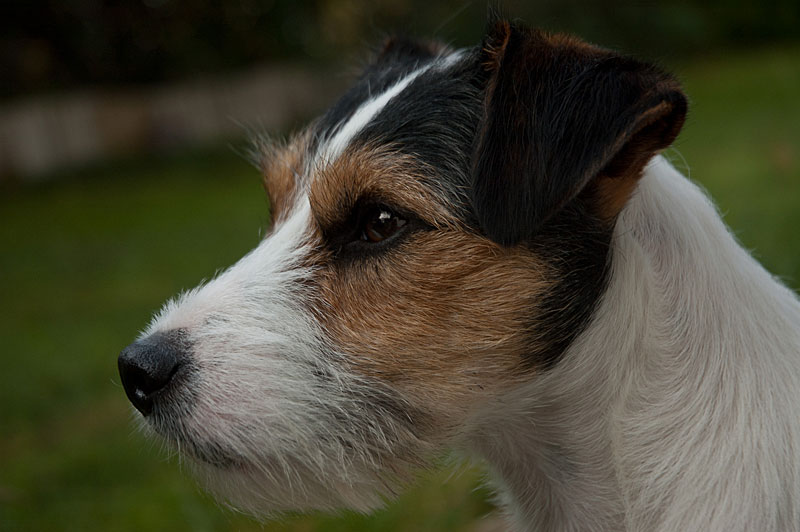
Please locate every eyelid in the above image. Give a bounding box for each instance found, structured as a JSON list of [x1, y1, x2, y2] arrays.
[[361, 205, 407, 243], [323, 200, 424, 255]]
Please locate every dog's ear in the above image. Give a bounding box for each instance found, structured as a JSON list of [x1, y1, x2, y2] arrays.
[[471, 21, 687, 246]]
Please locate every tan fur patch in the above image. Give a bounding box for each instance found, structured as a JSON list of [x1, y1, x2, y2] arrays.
[[593, 174, 643, 222], [302, 146, 552, 430], [593, 100, 687, 222], [482, 20, 512, 71], [315, 229, 550, 427], [259, 132, 311, 222], [309, 144, 463, 232]]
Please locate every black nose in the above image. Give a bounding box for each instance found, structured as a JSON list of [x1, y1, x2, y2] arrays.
[[118, 331, 186, 416]]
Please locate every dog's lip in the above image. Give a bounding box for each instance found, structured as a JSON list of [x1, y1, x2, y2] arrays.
[[149, 415, 248, 469], [189, 446, 247, 469]]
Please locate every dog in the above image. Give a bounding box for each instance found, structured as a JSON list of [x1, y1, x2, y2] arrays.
[[118, 19, 800, 531]]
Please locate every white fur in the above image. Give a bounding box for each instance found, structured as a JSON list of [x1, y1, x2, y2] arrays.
[[143, 198, 431, 514], [317, 65, 432, 166], [139, 63, 472, 516], [138, 67, 800, 527], [144, 198, 367, 512], [141, 151, 800, 529], [315, 51, 463, 167], [467, 156, 800, 531]]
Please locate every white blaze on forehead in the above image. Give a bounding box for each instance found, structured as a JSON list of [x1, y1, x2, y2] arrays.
[[317, 51, 466, 168], [440, 48, 465, 68], [317, 62, 440, 166]]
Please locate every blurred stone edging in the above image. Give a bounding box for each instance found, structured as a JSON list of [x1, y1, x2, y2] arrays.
[[0, 65, 349, 182]]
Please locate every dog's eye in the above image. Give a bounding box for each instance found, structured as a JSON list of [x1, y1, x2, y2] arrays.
[[360, 206, 407, 243]]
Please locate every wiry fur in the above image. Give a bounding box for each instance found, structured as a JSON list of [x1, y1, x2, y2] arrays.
[[468, 157, 800, 531], [120, 20, 800, 532], [139, 199, 435, 515]]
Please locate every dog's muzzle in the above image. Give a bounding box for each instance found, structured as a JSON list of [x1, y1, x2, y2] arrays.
[[118, 330, 187, 416]]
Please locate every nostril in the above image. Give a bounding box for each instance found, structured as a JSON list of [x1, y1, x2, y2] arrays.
[[118, 331, 186, 416], [118, 356, 180, 414]]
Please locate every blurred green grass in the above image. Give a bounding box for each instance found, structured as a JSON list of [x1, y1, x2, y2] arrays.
[[1, 45, 799, 531]]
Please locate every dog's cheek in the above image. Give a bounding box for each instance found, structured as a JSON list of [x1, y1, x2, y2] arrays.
[[316, 231, 549, 431]]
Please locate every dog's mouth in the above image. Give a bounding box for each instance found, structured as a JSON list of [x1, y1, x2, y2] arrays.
[[181, 436, 246, 469], [144, 405, 248, 470]]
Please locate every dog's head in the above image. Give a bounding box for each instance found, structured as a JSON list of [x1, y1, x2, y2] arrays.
[[118, 20, 685, 516]]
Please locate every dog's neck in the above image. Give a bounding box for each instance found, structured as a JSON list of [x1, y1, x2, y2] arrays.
[[467, 157, 800, 531]]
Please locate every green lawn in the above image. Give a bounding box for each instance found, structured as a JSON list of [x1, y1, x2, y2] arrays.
[[1, 45, 799, 531]]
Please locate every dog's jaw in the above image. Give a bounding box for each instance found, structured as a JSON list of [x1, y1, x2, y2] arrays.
[[137, 196, 434, 514]]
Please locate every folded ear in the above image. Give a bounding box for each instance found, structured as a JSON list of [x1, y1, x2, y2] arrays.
[[471, 21, 687, 246]]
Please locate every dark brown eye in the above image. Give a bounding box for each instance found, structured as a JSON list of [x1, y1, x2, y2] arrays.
[[361, 206, 407, 243]]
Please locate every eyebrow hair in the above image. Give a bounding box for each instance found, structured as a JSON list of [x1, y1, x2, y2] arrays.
[[313, 63, 436, 170], [308, 144, 463, 234]]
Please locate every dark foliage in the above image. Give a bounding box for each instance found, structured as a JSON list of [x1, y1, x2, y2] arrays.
[[2, 0, 798, 99]]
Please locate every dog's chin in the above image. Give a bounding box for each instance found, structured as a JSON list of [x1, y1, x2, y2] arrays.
[[141, 410, 405, 516], [177, 435, 248, 470], [190, 456, 393, 517]]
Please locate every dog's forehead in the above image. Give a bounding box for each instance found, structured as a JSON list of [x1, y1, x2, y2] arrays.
[[259, 46, 484, 236], [309, 47, 480, 184], [316, 48, 469, 141]]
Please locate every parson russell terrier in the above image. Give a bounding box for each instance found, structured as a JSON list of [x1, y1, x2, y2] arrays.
[[118, 20, 800, 531]]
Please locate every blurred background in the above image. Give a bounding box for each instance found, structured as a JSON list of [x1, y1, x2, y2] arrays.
[[1, 1, 799, 530]]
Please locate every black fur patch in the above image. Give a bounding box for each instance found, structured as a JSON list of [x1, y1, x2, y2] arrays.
[[471, 21, 686, 246], [313, 38, 444, 154], [313, 20, 685, 369], [353, 52, 482, 215], [524, 204, 613, 369]]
